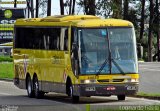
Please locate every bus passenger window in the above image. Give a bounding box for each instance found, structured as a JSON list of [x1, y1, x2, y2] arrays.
[[57, 36, 60, 50], [60, 28, 68, 50], [64, 29, 68, 50], [47, 28, 60, 50]]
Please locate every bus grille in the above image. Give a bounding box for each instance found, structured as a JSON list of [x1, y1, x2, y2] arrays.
[[97, 79, 109, 82], [112, 79, 124, 82], [97, 79, 124, 83]]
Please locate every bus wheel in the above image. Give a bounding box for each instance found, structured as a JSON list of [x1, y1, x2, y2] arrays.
[[33, 77, 44, 99], [69, 85, 79, 103], [117, 95, 126, 101], [27, 76, 34, 98]]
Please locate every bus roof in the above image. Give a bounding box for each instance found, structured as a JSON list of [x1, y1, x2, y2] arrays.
[[15, 15, 133, 27]]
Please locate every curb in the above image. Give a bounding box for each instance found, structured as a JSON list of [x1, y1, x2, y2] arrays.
[[129, 95, 160, 101], [0, 78, 13, 82]]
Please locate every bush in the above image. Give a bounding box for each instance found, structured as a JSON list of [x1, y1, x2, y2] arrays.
[[0, 56, 13, 62]]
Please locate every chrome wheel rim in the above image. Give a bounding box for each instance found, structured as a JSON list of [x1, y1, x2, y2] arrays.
[[27, 80, 31, 94]]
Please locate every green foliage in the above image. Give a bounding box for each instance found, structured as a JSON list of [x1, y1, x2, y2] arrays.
[[137, 92, 160, 97], [96, 0, 113, 18], [0, 62, 13, 79], [0, 56, 13, 62]]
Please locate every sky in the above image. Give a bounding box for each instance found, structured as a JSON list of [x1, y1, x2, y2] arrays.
[[0, 0, 83, 17], [0, 0, 62, 16]]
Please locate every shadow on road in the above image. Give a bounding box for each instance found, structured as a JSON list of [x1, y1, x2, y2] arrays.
[[43, 93, 121, 104]]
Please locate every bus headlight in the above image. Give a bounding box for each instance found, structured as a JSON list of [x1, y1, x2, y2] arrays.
[[131, 78, 139, 82], [125, 78, 139, 82], [81, 79, 96, 84]]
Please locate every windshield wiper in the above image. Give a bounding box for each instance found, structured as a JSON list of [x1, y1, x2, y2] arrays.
[[96, 58, 109, 75], [111, 59, 125, 74]]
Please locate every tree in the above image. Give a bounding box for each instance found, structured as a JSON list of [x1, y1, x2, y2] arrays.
[[156, 0, 160, 61], [96, 0, 112, 18], [14, 0, 17, 8], [35, 0, 39, 17], [123, 0, 129, 20], [60, 0, 64, 15], [84, 0, 96, 15], [148, 0, 154, 61], [47, 0, 51, 16], [72, 0, 76, 14], [64, 0, 76, 14], [112, 0, 122, 18], [38, 0, 48, 17], [26, 0, 34, 18], [153, 0, 160, 61], [77, 0, 96, 15], [127, 8, 139, 29], [139, 0, 146, 41]]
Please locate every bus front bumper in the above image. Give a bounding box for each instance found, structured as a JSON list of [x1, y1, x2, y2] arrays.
[[73, 83, 138, 96]]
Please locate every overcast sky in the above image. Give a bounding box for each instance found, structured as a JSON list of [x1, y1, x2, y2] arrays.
[[0, 0, 61, 15], [0, 0, 84, 16]]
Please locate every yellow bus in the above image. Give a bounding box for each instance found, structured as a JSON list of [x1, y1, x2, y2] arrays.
[[13, 15, 139, 103]]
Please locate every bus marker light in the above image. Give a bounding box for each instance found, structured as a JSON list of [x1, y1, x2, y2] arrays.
[[104, 86, 116, 91]]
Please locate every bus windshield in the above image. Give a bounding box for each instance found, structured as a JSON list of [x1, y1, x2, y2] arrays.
[[78, 27, 138, 74]]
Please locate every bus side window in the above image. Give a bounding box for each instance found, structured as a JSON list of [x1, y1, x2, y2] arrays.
[[60, 28, 68, 51], [64, 29, 68, 50], [49, 28, 60, 50]]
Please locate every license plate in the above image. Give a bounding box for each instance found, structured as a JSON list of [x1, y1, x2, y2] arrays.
[[85, 87, 96, 91], [126, 86, 137, 90]]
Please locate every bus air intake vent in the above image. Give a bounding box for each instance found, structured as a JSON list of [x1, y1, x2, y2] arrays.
[[112, 79, 124, 82], [97, 79, 109, 83]]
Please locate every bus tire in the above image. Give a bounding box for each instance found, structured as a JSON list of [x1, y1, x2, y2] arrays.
[[33, 77, 44, 99], [26, 76, 34, 98], [69, 85, 79, 103], [117, 95, 126, 101]]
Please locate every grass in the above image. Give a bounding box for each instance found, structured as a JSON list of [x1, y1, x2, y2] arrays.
[[0, 56, 13, 62], [136, 92, 160, 97], [91, 105, 160, 111], [0, 62, 14, 79]]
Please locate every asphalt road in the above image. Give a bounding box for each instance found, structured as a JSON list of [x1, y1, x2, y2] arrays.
[[139, 62, 160, 93], [0, 80, 160, 111]]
